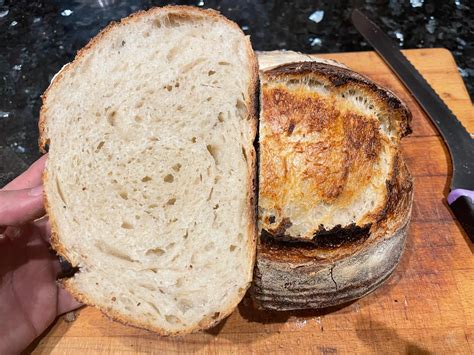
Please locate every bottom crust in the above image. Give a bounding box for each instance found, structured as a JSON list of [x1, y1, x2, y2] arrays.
[[252, 215, 409, 310]]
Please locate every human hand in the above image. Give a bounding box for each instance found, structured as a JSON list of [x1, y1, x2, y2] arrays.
[[0, 155, 81, 354]]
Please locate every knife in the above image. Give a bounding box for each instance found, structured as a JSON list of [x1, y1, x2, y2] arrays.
[[351, 9, 474, 242]]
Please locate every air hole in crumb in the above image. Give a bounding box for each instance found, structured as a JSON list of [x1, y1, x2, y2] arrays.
[[165, 85, 173, 92], [172, 163, 182, 172], [181, 58, 206, 74], [121, 222, 134, 229], [141, 176, 152, 182], [96, 241, 135, 262], [166, 198, 176, 205], [208, 70, 216, 76], [135, 215, 140, 220], [145, 247, 165, 256], [213, 204, 219, 210], [163, 174, 174, 183], [176, 277, 185, 288], [55, 178, 67, 205], [148, 204, 158, 208], [207, 145, 218, 164], [235, 99, 248, 120], [175, 82, 180, 88], [153, 19, 162, 28], [178, 299, 192, 313], [165, 315, 180, 324], [143, 31, 150, 38], [95, 141, 105, 152], [107, 111, 117, 126], [212, 312, 220, 319], [230, 245, 237, 252], [119, 191, 128, 200], [218, 112, 224, 122], [207, 187, 213, 201], [308, 78, 323, 87], [191, 137, 197, 143], [177, 105, 184, 111], [206, 97, 212, 102], [218, 61, 230, 66], [134, 115, 143, 123], [167, 46, 179, 61], [135, 101, 144, 109], [139, 284, 156, 291], [147, 302, 161, 315], [237, 233, 243, 240], [241, 146, 247, 162], [205, 242, 214, 251]]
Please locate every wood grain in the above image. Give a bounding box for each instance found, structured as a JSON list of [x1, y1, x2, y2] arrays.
[[33, 48, 474, 354]]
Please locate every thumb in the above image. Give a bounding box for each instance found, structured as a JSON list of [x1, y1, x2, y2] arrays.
[[0, 186, 45, 226], [57, 287, 83, 315]]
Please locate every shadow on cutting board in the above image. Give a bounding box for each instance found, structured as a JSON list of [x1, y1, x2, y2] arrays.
[[237, 294, 356, 324]]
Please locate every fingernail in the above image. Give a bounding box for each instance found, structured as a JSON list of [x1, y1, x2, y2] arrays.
[[29, 185, 43, 197]]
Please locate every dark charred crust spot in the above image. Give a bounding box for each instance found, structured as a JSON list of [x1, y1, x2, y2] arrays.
[[312, 223, 371, 248], [58, 256, 79, 278], [260, 223, 371, 263], [287, 121, 295, 135], [263, 223, 371, 250], [267, 218, 292, 237], [269, 215, 276, 224]]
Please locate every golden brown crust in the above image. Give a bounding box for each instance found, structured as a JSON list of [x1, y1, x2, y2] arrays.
[[263, 61, 412, 137], [40, 5, 258, 336], [257, 152, 412, 265], [258, 61, 412, 241]]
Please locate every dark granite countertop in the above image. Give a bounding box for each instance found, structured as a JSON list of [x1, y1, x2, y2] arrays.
[[1, 0, 472, 186]]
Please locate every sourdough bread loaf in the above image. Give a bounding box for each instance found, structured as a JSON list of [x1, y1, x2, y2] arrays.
[[252, 51, 413, 310], [40, 6, 258, 334]]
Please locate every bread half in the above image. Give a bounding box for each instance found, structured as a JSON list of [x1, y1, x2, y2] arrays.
[[39, 6, 258, 334], [252, 52, 413, 310]]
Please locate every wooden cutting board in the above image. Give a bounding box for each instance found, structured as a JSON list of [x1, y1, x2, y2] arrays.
[[32, 48, 474, 354]]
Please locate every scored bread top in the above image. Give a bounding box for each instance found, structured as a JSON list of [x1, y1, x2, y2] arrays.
[[39, 6, 258, 335], [258, 60, 411, 242]]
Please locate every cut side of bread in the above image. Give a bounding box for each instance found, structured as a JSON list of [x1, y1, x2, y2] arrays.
[[252, 52, 413, 310], [39, 6, 258, 334]]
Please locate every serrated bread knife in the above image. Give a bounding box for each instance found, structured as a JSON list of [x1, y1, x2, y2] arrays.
[[351, 9, 474, 241]]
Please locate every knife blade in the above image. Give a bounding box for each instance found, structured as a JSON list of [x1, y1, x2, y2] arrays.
[[351, 9, 474, 241]]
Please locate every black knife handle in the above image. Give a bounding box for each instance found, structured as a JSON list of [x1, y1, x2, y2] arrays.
[[448, 195, 474, 242]]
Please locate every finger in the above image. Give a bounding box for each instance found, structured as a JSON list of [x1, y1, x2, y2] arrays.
[[2, 154, 47, 191], [33, 215, 52, 243], [0, 186, 45, 226], [57, 287, 83, 315]]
